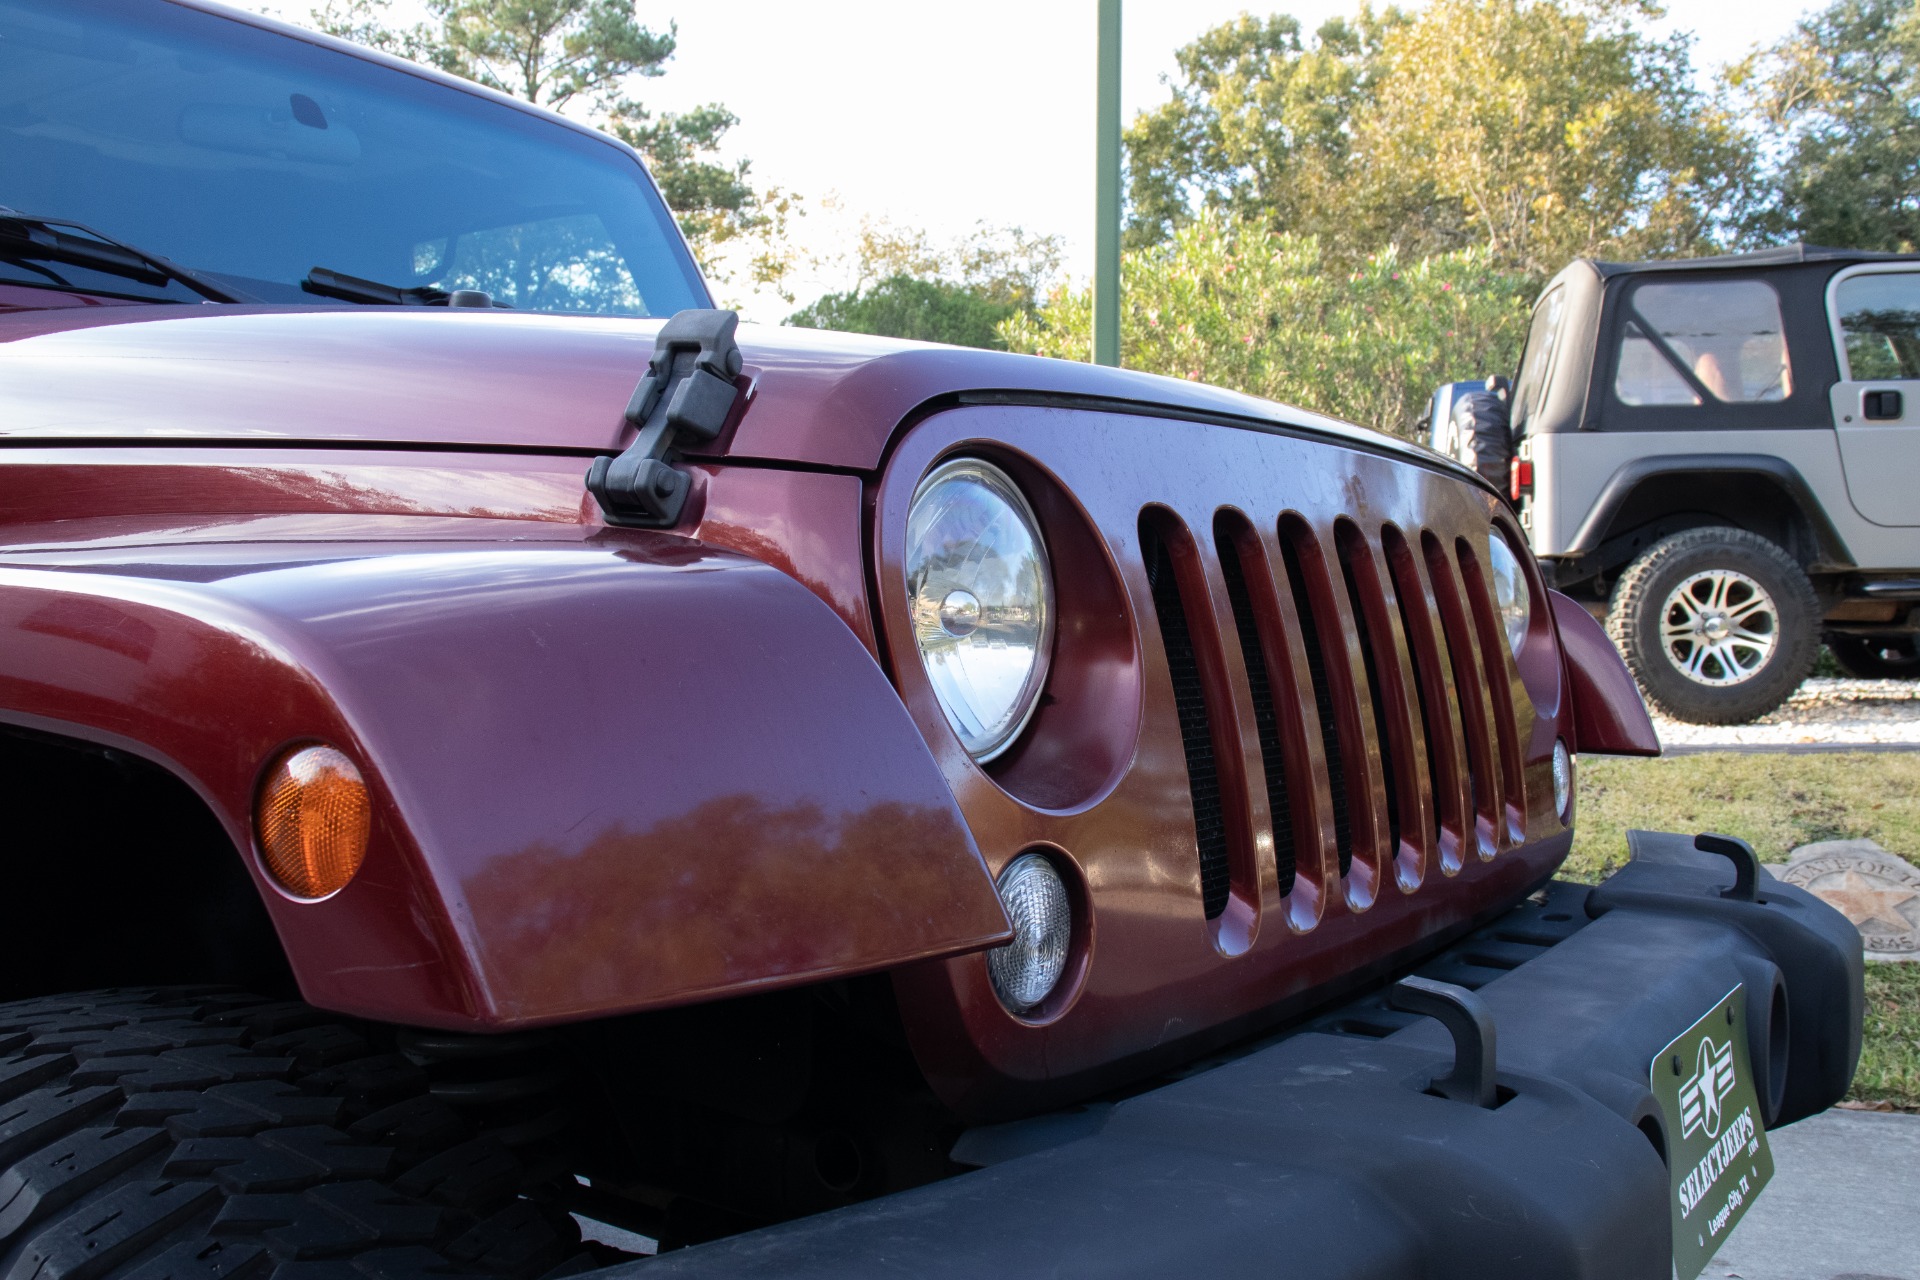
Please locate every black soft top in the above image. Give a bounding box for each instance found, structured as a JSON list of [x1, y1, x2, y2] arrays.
[[1588, 243, 1920, 278]]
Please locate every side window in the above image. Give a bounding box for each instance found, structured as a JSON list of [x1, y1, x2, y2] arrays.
[[1508, 285, 1565, 431], [1835, 272, 1920, 380], [1612, 280, 1793, 407]]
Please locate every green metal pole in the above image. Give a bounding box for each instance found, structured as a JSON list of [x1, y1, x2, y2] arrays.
[[1093, 0, 1121, 367]]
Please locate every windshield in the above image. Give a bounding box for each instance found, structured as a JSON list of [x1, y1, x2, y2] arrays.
[[0, 0, 708, 314]]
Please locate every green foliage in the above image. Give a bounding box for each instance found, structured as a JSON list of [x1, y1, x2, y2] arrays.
[[1000, 213, 1533, 438], [602, 101, 796, 290], [1127, 0, 1750, 275], [312, 0, 672, 108], [1358, 0, 1748, 275], [1733, 0, 1920, 252], [1123, 10, 1401, 251], [1856, 962, 1920, 1111], [786, 220, 1063, 350], [790, 275, 1020, 350]]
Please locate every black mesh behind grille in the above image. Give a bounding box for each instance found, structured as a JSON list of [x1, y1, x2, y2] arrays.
[[1144, 522, 1231, 920], [1216, 525, 1295, 896], [1278, 530, 1352, 877], [1338, 535, 1400, 856]]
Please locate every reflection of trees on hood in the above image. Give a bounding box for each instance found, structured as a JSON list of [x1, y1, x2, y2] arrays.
[[462, 796, 989, 1015]]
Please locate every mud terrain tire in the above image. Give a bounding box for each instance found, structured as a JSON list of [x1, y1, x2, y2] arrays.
[[0, 988, 585, 1280], [1608, 527, 1819, 725]]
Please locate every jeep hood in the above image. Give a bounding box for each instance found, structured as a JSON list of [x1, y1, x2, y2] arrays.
[[0, 305, 1459, 476]]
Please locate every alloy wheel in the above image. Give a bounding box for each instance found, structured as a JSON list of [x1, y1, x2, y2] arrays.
[[1659, 569, 1779, 686]]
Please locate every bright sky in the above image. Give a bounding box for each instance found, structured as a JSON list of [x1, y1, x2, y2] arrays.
[[256, 0, 1819, 319], [643, 0, 1816, 318]]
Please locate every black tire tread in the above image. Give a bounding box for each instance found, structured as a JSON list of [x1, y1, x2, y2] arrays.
[[1608, 526, 1820, 725], [0, 991, 584, 1280]]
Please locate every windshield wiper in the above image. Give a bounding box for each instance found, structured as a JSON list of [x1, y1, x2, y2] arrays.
[[0, 210, 247, 303], [303, 266, 505, 308]]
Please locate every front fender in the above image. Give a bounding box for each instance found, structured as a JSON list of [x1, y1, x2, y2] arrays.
[[1549, 591, 1659, 757], [0, 519, 1008, 1028]]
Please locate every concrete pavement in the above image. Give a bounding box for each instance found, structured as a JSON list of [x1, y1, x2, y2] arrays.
[[1705, 1108, 1920, 1279]]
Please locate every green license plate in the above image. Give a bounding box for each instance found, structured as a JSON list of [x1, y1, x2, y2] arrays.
[[1651, 984, 1775, 1280]]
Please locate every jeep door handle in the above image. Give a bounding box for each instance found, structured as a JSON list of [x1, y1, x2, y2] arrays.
[[1863, 388, 1904, 420]]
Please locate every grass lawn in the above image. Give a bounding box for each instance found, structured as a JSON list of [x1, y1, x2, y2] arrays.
[[1570, 752, 1920, 882], [1570, 751, 1920, 1111], [1855, 963, 1920, 1111]]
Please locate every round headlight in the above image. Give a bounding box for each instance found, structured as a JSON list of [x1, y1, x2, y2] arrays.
[[1552, 738, 1573, 822], [1487, 532, 1531, 657], [986, 854, 1072, 1013], [906, 459, 1055, 762]]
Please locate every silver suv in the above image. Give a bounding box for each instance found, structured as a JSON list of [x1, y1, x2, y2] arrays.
[[1434, 245, 1920, 723]]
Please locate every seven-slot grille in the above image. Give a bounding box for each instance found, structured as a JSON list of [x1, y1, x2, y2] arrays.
[[1142, 511, 1526, 921]]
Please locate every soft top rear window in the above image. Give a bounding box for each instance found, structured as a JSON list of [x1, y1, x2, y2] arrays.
[[1612, 279, 1792, 408]]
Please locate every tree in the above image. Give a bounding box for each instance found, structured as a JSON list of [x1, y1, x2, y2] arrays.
[[789, 276, 1020, 349], [786, 219, 1063, 349], [1358, 0, 1749, 275], [1733, 0, 1920, 251], [312, 0, 671, 107], [1127, 1, 1753, 276], [1001, 213, 1534, 439], [310, 0, 787, 284], [1124, 11, 1400, 251]]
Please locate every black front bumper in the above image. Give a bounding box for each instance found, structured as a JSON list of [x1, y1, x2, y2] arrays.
[[613, 834, 1864, 1280]]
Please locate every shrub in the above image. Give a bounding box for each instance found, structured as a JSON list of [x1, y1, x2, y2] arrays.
[[1001, 214, 1536, 439]]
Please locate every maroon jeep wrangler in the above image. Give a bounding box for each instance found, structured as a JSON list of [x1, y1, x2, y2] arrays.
[[0, 4, 1865, 1279]]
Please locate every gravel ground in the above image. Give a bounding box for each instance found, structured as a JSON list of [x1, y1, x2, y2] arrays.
[[1653, 677, 1920, 750]]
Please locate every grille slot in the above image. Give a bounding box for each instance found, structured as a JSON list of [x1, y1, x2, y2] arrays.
[[1383, 525, 1466, 868], [1215, 513, 1296, 897], [1455, 537, 1526, 833], [1422, 530, 1500, 845], [1142, 514, 1231, 920], [1335, 521, 1403, 859], [1277, 518, 1352, 878]]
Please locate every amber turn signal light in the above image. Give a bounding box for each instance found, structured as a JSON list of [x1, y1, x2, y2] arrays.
[[255, 744, 371, 899]]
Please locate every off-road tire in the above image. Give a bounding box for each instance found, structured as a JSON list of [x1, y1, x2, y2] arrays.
[[1608, 527, 1819, 725], [1826, 634, 1920, 680], [0, 988, 589, 1280]]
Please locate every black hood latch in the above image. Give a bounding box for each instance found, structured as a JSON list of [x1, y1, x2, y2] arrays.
[[587, 308, 743, 528]]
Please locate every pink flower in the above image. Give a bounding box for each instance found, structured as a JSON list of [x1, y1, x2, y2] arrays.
[[1391, 272, 1400, 281], [1441, 282, 1453, 291]]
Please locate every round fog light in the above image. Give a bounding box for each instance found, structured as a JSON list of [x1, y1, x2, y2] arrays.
[[987, 854, 1071, 1014], [1552, 738, 1573, 822]]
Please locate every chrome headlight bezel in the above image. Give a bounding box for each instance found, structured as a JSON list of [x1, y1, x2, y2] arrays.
[[905, 457, 1056, 763]]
